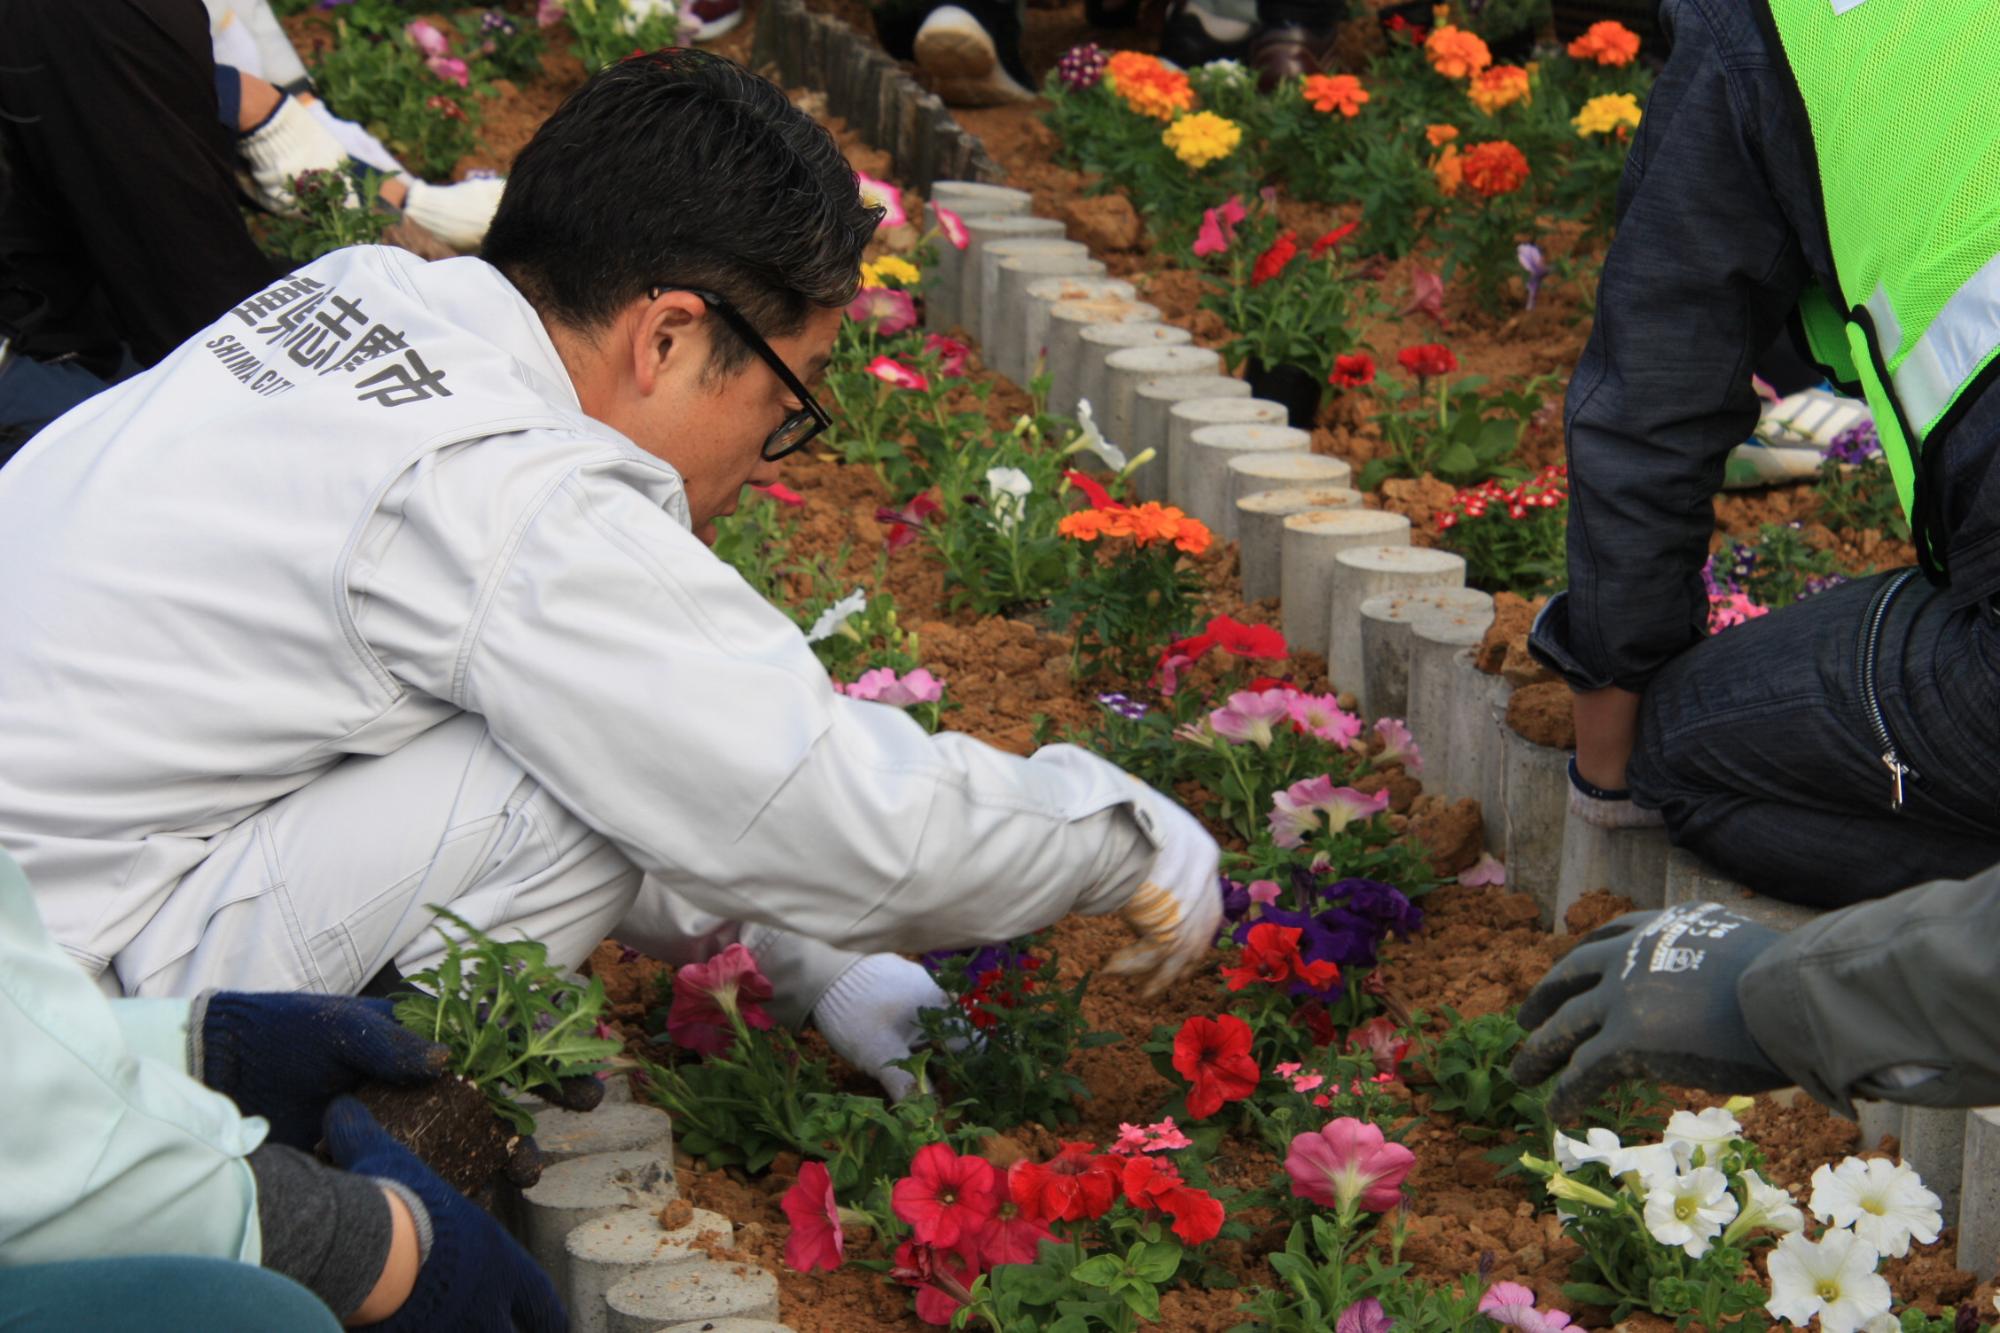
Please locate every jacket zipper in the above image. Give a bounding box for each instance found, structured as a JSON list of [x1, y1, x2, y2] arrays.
[[1859, 568, 1922, 810]]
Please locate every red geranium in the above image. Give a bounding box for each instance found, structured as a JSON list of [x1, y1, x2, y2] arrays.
[[1330, 352, 1376, 389], [1009, 1142, 1121, 1223], [1310, 220, 1360, 258], [781, 1161, 844, 1272], [1171, 1014, 1260, 1119], [892, 1143, 999, 1249], [1396, 343, 1459, 379], [1251, 230, 1299, 286]]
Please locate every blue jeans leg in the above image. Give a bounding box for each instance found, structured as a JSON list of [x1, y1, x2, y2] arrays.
[[0, 354, 109, 465], [0, 1255, 342, 1332], [1628, 568, 2000, 907]]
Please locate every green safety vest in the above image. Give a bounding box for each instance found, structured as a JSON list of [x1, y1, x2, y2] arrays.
[[1760, 0, 2000, 579]]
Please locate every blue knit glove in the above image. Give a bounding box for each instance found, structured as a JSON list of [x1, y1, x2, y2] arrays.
[[324, 1097, 566, 1333], [195, 992, 448, 1149]]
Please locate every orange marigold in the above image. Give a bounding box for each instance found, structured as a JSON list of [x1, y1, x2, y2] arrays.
[[1302, 73, 1369, 117], [1425, 123, 1459, 148], [1430, 142, 1463, 196], [1467, 64, 1530, 115], [1461, 139, 1530, 197], [1058, 510, 1115, 541], [1105, 49, 1195, 120], [1424, 24, 1491, 80], [1567, 20, 1640, 66]]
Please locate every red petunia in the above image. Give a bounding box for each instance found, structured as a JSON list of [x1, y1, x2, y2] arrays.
[[968, 1191, 1053, 1265], [1064, 469, 1121, 512], [1310, 221, 1360, 258], [893, 1239, 978, 1326], [1251, 231, 1300, 286], [1009, 1142, 1121, 1224], [1221, 923, 1340, 993], [1120, 1157, 1225, 1245], [1347, 1016, 1412, 1077], [1171, 1014, 1260, 1119], [1396, 343, 1458, 379], [1329, 352, 1376, 389], [892, 1143, 999, 1249], [752, 482, 806, 507], [1207, 614, 1289, 659], [782, 1161, 844, 1272]]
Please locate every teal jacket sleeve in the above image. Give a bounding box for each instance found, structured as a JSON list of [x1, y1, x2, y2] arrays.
[[0, 851, 268, 1265]]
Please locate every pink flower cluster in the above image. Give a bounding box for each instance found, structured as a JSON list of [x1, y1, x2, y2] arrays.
[[405, 21, 470, 86], [1207, 687, 1361, 748], [835, 667, 945, 708], [1708, 591, 1768, 633], [1268, 775, 1390, 849]]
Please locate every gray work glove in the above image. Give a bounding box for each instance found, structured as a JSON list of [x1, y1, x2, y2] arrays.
[[1567, 756, 1666, 830], [1512, 902, 1788, 1121]]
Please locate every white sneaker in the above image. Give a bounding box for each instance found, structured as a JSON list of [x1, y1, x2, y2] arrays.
[[914, 5, 1035, 106], [678, 0, 743, 42]]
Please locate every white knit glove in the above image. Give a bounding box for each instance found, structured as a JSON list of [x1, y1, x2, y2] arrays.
[[1102, 784, 1223, 997], [401, 176, 507, 250], [238, 93, 352, 214], [1567, 757, 1666, 830], [811, 953, 951, 1102]]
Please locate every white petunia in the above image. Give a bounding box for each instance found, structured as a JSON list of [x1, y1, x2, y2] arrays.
[[805, 587, 867, 643], [1614, 1137, 1694, 1189], [1554, 1127, 1623, 1172], [1766, 1229, 1893, 1333], [1860, 1316, 1902, 1333], [617, 0, 676, 34], [1809, 1157, 1943, 1259], [1736, 1168, 1806, 1237], [985, 466, 1033, 532], [1663, 1106, 1744, 1167], [1642, 1165, 1738, 1259], [1066, 400, 1127, 472]]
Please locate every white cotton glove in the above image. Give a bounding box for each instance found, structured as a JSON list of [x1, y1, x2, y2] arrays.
[[401, 176, 507, 250], [238, 92, 353, 214], [1102, 783, 1223, 997], [811, 953, 951, 1102], [1567, 756, 1666, 830]]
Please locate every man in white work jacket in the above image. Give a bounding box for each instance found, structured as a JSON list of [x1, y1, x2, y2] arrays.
[[0, 49, 1220, 1098]]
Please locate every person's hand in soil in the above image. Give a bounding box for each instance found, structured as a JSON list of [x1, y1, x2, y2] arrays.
[[1103, 784, 1224, 998], [1512, 902, 1789, 1121], [812, 953, 952, 1101], [324, 1096, 565, 1333], [195, 991, 449, 1150]]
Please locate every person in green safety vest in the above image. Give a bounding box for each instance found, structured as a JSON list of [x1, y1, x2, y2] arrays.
[[1526, 0, 2000, 909]]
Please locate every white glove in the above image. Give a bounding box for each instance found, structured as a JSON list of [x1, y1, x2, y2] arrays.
[[1102, 784, 1223, 997], [401, 176, 507, 250], [1567, 757, 1666, 830], [238, 92, 352, 214], [811, 953, 950, 1102]]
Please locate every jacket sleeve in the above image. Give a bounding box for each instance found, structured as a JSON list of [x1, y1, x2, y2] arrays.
[[0, 852, 266, 1267], [356, 447, 1158, 959], [1738, 864, 2000, 1116], [1542, 0, 1816, 691]]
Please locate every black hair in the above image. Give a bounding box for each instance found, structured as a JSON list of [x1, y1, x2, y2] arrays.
[[482, 48, 882, 371]]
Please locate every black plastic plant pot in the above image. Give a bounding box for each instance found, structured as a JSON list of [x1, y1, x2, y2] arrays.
[[1246, 358, 1325, 430]]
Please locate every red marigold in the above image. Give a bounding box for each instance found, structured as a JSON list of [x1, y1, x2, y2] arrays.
[[1330, 352, 1376, 388], [1250, 231, 1299, 286], [1009, 1142, 1121, 1223], [1461, 140, 1530, 197], [1171, 1014, 1260, 1119], [892, 1143, 999, 1249], [1396, 343, 1458, 378]]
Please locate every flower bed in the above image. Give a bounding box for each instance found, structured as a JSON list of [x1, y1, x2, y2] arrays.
[[277, 4, 1980, 1329]]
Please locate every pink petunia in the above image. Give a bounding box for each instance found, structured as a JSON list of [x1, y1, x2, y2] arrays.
[[1478, 1282, 1575, 1333], [535, 0, 566, 26], [847, 286, 917, 335], [839, 667, 944, 708], [1285, 1117, 1415, 1214], [666, 943, 775, 1055], [1207, 688, 1295, 748], [1373, 717, 1423, 773], [1267, 776, 1390, 849], [856, 171, 908, 229], [428, 55, 470, 86], [405, 19, 450, 55], [866, 356, 929, 391], [1111, 1117, 1193, 1155], [934, 203, 970, 250], [1287, 693, 1363, 746], [1245, 879, 1282, 907], [922, 333, 971, 377], [752, 482, 805, 507], [1458, 852, 1507, 887]]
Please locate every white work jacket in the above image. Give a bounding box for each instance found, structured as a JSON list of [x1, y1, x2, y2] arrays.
[[0, 247, 1153, 993]]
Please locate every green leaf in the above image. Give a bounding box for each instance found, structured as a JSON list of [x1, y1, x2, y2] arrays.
[[1122, 1282, 1163, 1321], [1068, 1255, 1124, 1289], [1435, 440, 1480, 480], [1131, 1240, 1182, 1284]]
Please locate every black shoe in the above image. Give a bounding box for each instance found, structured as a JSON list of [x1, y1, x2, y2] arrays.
[[1160, 0, 1254, 67]]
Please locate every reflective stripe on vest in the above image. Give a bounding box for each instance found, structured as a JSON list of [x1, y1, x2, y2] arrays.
[[1863, 255, 2000, 439]]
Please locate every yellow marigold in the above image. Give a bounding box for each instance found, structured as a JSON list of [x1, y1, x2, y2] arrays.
[[1467, 63, 1531, 115], [1424, 24, 1491, 80], [1162, 111, 1242, 169], [860, 255, 921, 288], [1301, 73, 1369, 117], [1572, 92, 1643, 138], [1567, 19, 1640, 66], [1431, 142, 1463, 196], [1425, 123, 1460, 148], [1106, 49, 1195, 120]]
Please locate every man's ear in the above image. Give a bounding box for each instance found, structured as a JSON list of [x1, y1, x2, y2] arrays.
[[631, 289, 707, 395]]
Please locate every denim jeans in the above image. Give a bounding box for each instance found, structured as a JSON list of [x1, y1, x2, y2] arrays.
[[1628, 568, 2000, 907], [0, 1255, 341, 1332]]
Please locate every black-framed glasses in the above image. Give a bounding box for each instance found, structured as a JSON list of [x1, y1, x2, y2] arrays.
[[651, 286, 830, 461]]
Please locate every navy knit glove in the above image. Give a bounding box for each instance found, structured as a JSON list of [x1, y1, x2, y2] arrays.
[[195, 992, 448, 1149], [325, 1097, 566, 1333]]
